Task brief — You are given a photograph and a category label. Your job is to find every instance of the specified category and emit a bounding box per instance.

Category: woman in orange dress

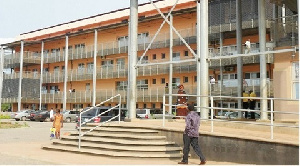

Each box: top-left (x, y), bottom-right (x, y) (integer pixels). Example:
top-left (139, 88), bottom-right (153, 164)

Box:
top-left (52, 109), bottom-right (63, 139)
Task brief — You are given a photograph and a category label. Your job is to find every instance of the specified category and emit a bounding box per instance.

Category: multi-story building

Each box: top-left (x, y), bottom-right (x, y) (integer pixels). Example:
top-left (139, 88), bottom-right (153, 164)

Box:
top-left (0, 0), bottom-right (298, 122)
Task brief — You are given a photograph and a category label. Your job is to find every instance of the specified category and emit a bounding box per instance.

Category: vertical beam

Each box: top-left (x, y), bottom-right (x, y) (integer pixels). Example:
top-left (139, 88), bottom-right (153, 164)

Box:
top-left (236, 0), bottom-right (243, 118)
top-left (196, 0), bottom-right (201, 113)
top-left (200, 0), bottom-right (209, 119)
top-left (127, 21), bottom-right (131, 109)
top-left (168, 14), bottom-right (173, 114)
top-left (18, 41), bottom-right (24, 112)
top-left (128, 0), bottom-right (138, 119)
top-left (258, 0), bottom-right (268, 120)
top-left (298, 0), bottom-right (300, 55)
top-left (39, 41), bottom-right (44, 110)
top-left (0, 46), bottom-right (4, 112)
top-left (63, 35), bottom-right (69, 111)
top-left (92, 29), bottom-right (98, 106)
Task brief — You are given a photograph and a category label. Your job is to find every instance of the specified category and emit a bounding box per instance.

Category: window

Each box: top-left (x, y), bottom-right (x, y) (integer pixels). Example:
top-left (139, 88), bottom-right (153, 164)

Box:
top-left (118, 32), bottom-right (149, 47)
top-left (184, 51), bottom-right (189, 56)
top-left (54, 66), bottom-right (60, 73)
top-left (184, 76), bottom-right (189, 83)
top-left (51, 48), bottom-right (60, 57)
top-left (153, 54), bottom-right (156, 60)
top-left (137, 79), bottom-right (148, 89)
top-left (172, 78), bottom-right (180, 88)
top-left (143, 104), bottom-right (147, 108)
top-left (161, 78), bottom-right (166, 84)
top-left (87, 62), bottom-right (94, 74)
top-left (116, 58), bottom-right (125, 70)
top-left (75, 44), bottom-right (85, 54)
top-left (138, 56), bottom-right (148, 64)
top-left (73, 104), bottom-right (83, 110)
top-left (78, 63), bottom-right (85, 74)
top-left (172, 52), bottom-right (180, 61)
top-left (292, 62), bottom-right (299, 99)
top-left (101, 60), bottom-right (114, 68)
top-left (245, 72), bottom-right (260, 79)
top-left (194, 76), bottom-right (197, 82)
top-left (152, 103), bottom-right (156, 108)
top-left (63, 46), bottom-right (73, 55)
top-left (161, 53), bottom-right (166, 59)
top-left (116, 81), bottom-right (128, 90)
top-left (152, 79), bottom-right (156, 84)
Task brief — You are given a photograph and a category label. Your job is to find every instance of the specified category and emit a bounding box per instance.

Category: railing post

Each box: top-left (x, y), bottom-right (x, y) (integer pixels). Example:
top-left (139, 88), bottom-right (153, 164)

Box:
top-left (210, 96), bottom-right (214, 133)
top-left (119, 95), bottom-right (121, 124)
top-left (163, 94), bottom-right (165, 127)
top-left (271, 99), bottom-right (274, 139)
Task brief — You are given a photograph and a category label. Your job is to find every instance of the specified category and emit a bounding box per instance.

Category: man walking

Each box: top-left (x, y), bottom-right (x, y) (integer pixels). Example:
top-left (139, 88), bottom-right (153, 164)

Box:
top-left (178, 104), bottom-right (206, 165)
top-left (249, 90), bottom-right (256, 119)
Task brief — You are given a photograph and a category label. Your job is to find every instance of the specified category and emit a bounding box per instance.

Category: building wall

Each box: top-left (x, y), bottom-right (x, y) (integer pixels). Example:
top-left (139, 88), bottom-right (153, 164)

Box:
top-left (273, 46), bottom-right (299, 122)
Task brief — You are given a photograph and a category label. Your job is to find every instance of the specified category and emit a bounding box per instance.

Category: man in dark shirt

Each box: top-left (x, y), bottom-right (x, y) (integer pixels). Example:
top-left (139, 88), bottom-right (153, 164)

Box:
top-left (178, 104), bottom-right (206, 165)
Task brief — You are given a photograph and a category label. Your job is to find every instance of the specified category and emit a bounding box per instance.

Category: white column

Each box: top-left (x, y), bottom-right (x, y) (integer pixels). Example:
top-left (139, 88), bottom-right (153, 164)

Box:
top-left (196, 0), bottom-right (201, 113)
top-left (236, 0), bottom-right (243, 118)
top-left (258, 0), bottom-right (268, 120)
top-left (92, 29), bottom-right (98, 106)
top-left (168, 14), bottom-right (173, 115)
top-left (0, 46), bottom-right (4, 112)
top-left (39, 41), bottom-right (44, 110)
top-left (63, 35), bottom-right (69, 111)
top-left (128, 0), bottom-right (138, 119)
top-left (18, 41), bottom-right (24, 112)
top-left (127, 21), bottom-right (131, 109)
top-left (200, 0), bottom-right (209, 119)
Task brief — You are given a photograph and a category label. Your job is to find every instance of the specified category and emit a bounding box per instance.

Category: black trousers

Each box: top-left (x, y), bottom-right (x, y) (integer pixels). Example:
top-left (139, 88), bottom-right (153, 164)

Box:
top-left (182, 134), bottom-right (206, 163)
top-left (249, 101), bottom-right (256, 119)
top-left (243, 102), bottom-right (249, 118)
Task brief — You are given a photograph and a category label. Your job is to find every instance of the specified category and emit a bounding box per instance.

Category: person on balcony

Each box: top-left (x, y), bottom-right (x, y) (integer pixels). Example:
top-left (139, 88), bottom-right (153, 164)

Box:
top-left (176, 84), bottom-right (188, 118)
top-left (210, 76), bottom-right (215, 91)
top-left (245, 39), bottom-right (251, 54)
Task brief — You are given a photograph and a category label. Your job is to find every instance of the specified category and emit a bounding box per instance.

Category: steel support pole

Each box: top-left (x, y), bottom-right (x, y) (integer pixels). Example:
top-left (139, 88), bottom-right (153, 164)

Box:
top-left (258, 0), bottom-right (268, 120)
top-left (127, 21), bottom-right (131, 110)
top-left (18, 41), bottom-right (24, 112)
top-left (200, 0), bottom-right (209, 119)
top-left (196, 0), bottom-right (201, 113)
top-left (63, 35), bottom-right (69, 111)
top-left (39, 41), bottom-right (44, 110)
top-left (0, 47), bottom-right (4, 112)
top-left (92, 29), bottom-right (97, 106)
top-left (168, 14), bottom-right (173, 115)
top-left (236, 0), bottom-right (243, 118)
top-left (128, 0), bottom-right (138, 119)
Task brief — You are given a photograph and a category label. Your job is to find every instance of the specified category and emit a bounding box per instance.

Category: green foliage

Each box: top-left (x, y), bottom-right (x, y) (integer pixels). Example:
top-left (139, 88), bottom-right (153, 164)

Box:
top-left (1, 104), bottom-right (10, 112)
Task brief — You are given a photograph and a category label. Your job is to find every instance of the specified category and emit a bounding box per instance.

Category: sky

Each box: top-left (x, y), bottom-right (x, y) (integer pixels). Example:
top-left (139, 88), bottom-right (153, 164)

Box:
top-left (0, 0), bottom-right (149, 40)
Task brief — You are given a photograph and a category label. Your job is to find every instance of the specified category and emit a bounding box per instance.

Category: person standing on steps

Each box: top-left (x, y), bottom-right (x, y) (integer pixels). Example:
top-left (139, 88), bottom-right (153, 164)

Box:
top-left (52, 109), bottom-right (63, 139)
top-left (178, 104), bottom-right (206, 165)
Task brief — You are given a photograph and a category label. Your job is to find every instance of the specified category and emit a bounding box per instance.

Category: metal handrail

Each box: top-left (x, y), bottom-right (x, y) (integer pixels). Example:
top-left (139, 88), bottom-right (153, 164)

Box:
top-left (78, 94), bottom-right (121, 149)
top-left (162, 94), bottom-right (299, 140)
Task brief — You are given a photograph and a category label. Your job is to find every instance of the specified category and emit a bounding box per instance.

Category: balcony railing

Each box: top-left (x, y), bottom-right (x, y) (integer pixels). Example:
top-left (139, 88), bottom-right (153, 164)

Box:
top-left (4, 52), bottom-right (41, 68)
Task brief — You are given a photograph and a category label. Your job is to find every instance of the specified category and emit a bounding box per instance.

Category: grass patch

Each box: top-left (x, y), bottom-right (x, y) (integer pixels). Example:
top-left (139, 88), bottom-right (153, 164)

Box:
top-left (0, 114), bottom-right (10, 119)
top-left (0, 121), bottom-right (29, 129)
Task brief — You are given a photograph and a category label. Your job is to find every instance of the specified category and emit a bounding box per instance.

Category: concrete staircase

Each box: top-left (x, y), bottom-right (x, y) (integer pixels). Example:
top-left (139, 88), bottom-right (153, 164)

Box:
top-left (42, 123), bottom-right (182, 158)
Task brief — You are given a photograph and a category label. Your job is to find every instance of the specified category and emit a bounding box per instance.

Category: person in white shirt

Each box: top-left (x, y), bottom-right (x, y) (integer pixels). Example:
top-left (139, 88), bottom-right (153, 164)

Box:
top-left (245, 39), bottom-right (251, 54)
top-left (50, 108), bottom-right (54, 121)
top-left (210, 77), bottom-right (215, 91)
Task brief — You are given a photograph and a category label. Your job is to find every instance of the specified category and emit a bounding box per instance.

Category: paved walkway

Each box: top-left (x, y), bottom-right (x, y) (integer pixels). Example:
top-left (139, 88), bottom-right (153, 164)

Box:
top-left (0, 118), bottom-right (298, 165)
top-left (0, 119), bottom-right (238, 165)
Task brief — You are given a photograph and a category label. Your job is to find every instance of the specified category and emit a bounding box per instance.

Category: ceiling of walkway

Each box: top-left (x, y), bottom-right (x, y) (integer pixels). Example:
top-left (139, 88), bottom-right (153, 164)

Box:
top-left (270, 0), bottom-right (298, 13)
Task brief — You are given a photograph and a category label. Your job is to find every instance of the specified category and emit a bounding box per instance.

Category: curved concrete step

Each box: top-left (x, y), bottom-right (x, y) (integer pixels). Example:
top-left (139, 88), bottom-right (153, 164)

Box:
top-left (70, 131), bottom-right (166, 140)
top-left (61, 135), bottom-right (176, 146)
top-left (52, 140), bottom-right (182, 152)
top-left (80, 126), bottom-right (159, 134)
top-left (42, 143), bottom-right (182, 158)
